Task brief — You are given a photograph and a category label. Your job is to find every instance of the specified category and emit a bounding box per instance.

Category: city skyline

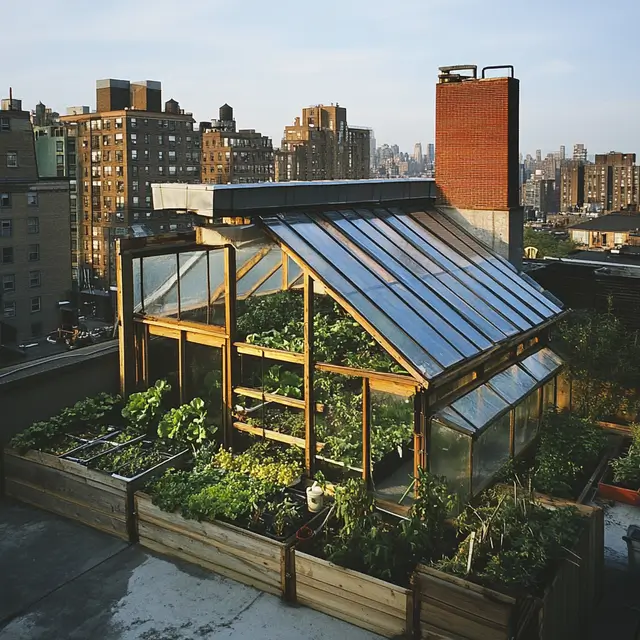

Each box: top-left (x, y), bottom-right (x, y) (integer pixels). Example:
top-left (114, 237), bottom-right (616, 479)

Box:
top-left (5, 0), bottom-right (640, 154)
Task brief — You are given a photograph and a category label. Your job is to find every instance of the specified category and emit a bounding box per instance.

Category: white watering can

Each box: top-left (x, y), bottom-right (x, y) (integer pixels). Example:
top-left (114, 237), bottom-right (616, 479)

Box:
top-left (306, 482), bottom-right (324, 513)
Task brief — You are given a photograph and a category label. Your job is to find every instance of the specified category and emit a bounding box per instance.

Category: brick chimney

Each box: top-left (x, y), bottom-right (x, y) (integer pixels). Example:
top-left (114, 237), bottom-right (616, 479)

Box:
top-left (435, 65), bottom-right (523, 266)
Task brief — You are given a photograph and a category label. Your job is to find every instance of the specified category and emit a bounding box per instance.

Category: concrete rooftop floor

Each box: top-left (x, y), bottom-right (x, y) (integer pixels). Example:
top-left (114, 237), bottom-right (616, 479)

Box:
top-left (2, 497), bottom-right (640, 640)
top-left (0, 499), bottom-right (381, 640)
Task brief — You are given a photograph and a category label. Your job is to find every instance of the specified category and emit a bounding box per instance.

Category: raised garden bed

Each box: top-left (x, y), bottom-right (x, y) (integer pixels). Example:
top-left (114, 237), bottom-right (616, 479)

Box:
top-left (135, 492), bottom-right (295, 597)
top-left (3, 445), bottom-right (187, 541)
top-left (293, 550), bottom-right (412, 638)
top-left (597, 428), bottom-right (640, 506)
top-left (597, 468), bottom-right (640, 506)
top-left (415, 496), bottom-right (603, 640)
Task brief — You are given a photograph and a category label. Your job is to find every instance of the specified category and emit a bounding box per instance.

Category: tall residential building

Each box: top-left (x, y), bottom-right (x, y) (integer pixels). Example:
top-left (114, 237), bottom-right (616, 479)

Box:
top-left (60, 79), bottom-right (200, 290)
top-left (559, 145), bottom-right (566, 161)
top-left (559, 160), bottom-right (585, 211)
top-left (369, 131), bottom-right (377, 170)
top-left (276, 104), bottom-right (370, 182)
top-left (32, 105), bottom-right (81, 281)
top-left (523, 174), bottom-right (557, 217)
top-left (535, 149), bottom-right (542, 163)
top-left (573, 143), bottom-right (587, 162)
top-left (200, 104), bottom-right (274, 185)
top-left (0, 95), bottom-right (71, 347)
top-left (596, 152), bottom-right (636, 212)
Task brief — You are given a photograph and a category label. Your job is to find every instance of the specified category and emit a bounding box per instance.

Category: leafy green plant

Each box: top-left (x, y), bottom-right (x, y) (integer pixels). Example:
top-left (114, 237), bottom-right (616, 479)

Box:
top-left (263, 365), bottom-right (303, 399)
top-left (157, 397), bottom-right (212, 453)
top-left (122, 380), bottom-right (171, 434)
top-left (533, 412), bottom-right (608, 498)
top-left (269, 495), bottom-right (303, 538)
top-left (435, 487), bottom-right (584, 592)
top-left (611, 426), bottom-right (640, 489)
top-left (90, 442), bottom-right (165, 478)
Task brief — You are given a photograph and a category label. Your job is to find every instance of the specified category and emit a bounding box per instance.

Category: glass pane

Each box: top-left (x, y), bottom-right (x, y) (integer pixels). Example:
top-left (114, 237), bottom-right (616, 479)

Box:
top-left (252, 266), bottom-right (283, 297)
top-left (487, 364), bottom-right (537, 404)
top-left (236, 245), bottom-right (282, 299)
top-left (147, 336), bottom-right (180, 407)
top-left (543, 379), bottom-right (556, 411)
top-left (452, 384), bottom-right (508, 430)
top-left (514, 390), bottom-right (540, 455)
top-left (338, 210), bottom-right (505, 345)
top-left (179, 251), bottom-right (209, 324)
top-left (261, 216), bottom-right (442, 378)
top-left (430, 418), bottom-right (470, 502)
top-left (436, 405), bottom-right (476, 434)
top-left (520, 348), bottom-right (563, 381)
top-left (287, 255), bottom-right (303, 287)
top-left (472, 412), bottom-right (511, 493)
top-left (133, 257), bottom-right (142, 311)
top-left (184, 341), bottom-right (223, 430)
top-left (142, 254), bottom-right (178, 317)
top-left (321, 210), bottom-right (484, 358)
top-left (207, 248), bottom-right (226, 326)
top-left (315, 372), bottom-right (363, 469)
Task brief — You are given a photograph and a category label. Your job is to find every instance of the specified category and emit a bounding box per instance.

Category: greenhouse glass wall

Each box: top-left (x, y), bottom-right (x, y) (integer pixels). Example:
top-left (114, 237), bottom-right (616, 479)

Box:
top-left (116, 181), bottom-right (566, 511)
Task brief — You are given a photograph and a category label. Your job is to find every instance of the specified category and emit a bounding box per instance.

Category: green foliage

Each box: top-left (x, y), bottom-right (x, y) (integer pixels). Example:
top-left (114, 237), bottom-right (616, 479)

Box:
top-left (90, 442), bottom-right (165, 478)
top-left (122, 380), bottom-right (171, 435)
top-left (263, 365), bottom-right (303, 399)
top-left (157, 397), bottom-right (213, 453)
top-left (9, 393), bottom-right (122, 453)
top-left (237, 290), bottom-right (304, 339)
top-left (611, 426), bottom-right (640, 489)
top-left (533, 412), bottom-right (607, 498)
top-left (435, 488), bottom-right (584, 592)
top-left (269, 495), bottom-right (301, 537)
top-left (323, 472), bottom-right (455, 585)
top-left (211, 442), bottom-right (303, 486)
top-left (554, 308), bottom-right (640, 420)
top-left (523, 227), bottom-right (576, 258)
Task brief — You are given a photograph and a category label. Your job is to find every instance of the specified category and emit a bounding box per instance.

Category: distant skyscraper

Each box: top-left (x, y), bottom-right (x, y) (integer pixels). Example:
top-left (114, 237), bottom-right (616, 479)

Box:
top-left (370, 131), bottom-right (376, 169)
top-left (535, 149), bottom-right (542, 163)
top-left (559, 145), bottom-right (566, 161)
top-left (413, 142), bottom-right (423, 163)
top-left (573, 143), bottom-right (587, 163)
top-left (426, 142), bottom-right (435, 173)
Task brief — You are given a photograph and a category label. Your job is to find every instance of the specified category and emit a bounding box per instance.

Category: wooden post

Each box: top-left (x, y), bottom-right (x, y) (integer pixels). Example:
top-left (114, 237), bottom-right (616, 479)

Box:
top-left (362, 378), bottom-right (371, 487)
top-left (178, 330), bottom-right (186, 404)
top-left (142, 323), bottom-right (150, 387)
top-left (116, 240), bottom-right (135, 397)
top-left (281, 253), bottom-right (288, 290)
top-left (415, 390), bottom-right (426, 496)
top-left (509, 409), bottom-right (515, 458)
top-left (304, 273), bottom-right (315, 477)
top-left (223, 246), bottom-right (237, 448)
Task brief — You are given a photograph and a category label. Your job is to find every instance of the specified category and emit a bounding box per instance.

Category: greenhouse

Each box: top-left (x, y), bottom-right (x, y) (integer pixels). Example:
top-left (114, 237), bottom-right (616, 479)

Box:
top-left (116, 179), bottom-right (566, 508)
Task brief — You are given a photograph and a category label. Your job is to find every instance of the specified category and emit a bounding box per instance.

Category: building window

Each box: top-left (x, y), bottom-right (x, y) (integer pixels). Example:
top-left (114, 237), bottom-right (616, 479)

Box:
top-left (0, 118), bottom-right (10, 132)
top-left (115, 118), bottom-right (123, 129)
top-left (158, 151), bottom-right (164, 161)
top-left (143, 149), bottom-right (149, 161)
top-left (144, 134), bottom-right (150, 144)
top-left (27, 217), bottom-right (39, 234)
top-left (132, 196), bottom-right (139, 206)
top-left (132, 165), bottom-right (139, 177)
top-left (28, 244), bottom-right (40, 261)
top-left (3, 301), bottom-right (16, 317)
top-left (103, 135), bottom-right (111, 146)
top-left (0, 219), bottom-right (11, 237)
top-left (31, 322), bottom-right (43, 337)
top-left (30, 296), bottom-right (41, 313)
top-left (27, 192), bottom-right (38, 206)
top-left (168, 166), bottom-right (177, 176)
top-left (157, 166), bottom-right (164, 175)
top-left (130, 133), bottom-right (137, 144)
top-left (2, 274), bottom-right (15, 292)
top-left (132, 180), bottom-right (139, 192)
top-left (115, 133), bottom-right (123, 145)
top-left (0, 193), bottom-right (10, 208)
top-left (131, 149), bottom-right (138, 161)
top-left (29, 270), bottom-right (41, 288)
top-left (103, 120), bottom-right (111, 130)
top-left (130, 118), bottom-right (137, 128)
top-left (157, 135), bottom-right (164, 145)
top-left (146, 196), bottom-right (152, 206)
top-left (6, 151), bottom-right (18, 167)
top-left (168, 150), bottom-right (176, 162)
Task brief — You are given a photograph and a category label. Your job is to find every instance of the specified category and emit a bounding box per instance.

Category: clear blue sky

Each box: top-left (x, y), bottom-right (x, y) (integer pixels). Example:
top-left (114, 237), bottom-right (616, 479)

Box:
top-left (4, 0), bottom-right (638, 156)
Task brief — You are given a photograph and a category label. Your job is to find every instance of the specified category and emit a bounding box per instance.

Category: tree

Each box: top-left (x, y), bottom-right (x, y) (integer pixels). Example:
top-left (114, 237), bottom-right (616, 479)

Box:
top-left (523, 228), bottom-right (576, 258)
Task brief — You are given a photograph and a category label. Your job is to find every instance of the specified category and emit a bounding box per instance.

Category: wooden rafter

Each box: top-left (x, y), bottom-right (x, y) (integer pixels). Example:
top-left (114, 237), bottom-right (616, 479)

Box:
top-left (210, 245), bottom-right (271, 303)
top-left (237, 258), bottom-right (282, 301)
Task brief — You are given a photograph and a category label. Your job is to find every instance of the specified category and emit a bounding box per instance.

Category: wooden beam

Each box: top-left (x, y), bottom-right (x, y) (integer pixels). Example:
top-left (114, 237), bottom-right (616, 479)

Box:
top-left (142, 323), bottom-right (150, 387)
top-left (315, 362), bottom-right (416, 388)
top-left (282, 253), bottom-right (289, 290)
top-left (178, 330), bottom-right (186, 404)
top-left (368, 378), bottom-right (418, 397)
top-left (148, 324), bottom-right (180, 340)
top-left (235, 342), bottom-right (304, 365)
top-left (136, 315), bottom-right (227, 339)
top-left (210, 246), bottom-right (271, 303)
top-left (362, 378), bottom-right (371, 488)
top-left (223, 246), bottom-right (237, 448)
top-left (234, 386), bottom-right (304, 411)
top-left (116, 239), bottom-right (136, 397)
top-left (304, 273), bottom-right (315, 477)
top-left (184, 331), bottom-right (226, 349)
top-left (232, 421), bottom-right (325, 452)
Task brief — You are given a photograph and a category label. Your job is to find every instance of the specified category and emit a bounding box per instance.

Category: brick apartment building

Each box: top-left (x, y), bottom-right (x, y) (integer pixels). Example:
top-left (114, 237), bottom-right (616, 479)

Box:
top-left (200, 104), bottom-right (274, 185)
top-left (0, 95), bottom-right (71, 347)
top-left (276, 104), bottom-right (370, 181)
top-left (60, 80), bottom-right (200, 289)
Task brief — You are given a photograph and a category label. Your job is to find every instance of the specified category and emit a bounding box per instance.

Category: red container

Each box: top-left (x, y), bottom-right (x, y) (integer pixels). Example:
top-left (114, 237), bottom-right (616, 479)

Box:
top-left (598, 480), bottom-right (640, 507)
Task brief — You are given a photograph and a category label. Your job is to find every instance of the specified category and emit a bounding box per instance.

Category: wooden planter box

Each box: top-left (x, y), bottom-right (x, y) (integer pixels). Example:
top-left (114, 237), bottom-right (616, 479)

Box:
top-left (135, 492), bottom-right (292, 597)
top-left (293, 551), bottom-right (412, 638)
top-left (597, 471), bottom-right (640, 507)
top-left (414, 500), bottom-right (603, 640)
top-left (2, 447), bottom-right (186, 542)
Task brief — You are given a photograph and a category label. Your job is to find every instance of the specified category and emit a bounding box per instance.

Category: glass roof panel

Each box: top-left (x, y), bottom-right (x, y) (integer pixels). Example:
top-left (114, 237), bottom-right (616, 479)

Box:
top-left (451, 384), bottom-right (509, 430)
top-left (436, 405), bottom-right (477, 435)
top-left (520, 348), bottom-right (564, 381)
top-left (487, 363), bottom-right (537, 404)
top-left (236, 247), bottom-right (282, 298)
